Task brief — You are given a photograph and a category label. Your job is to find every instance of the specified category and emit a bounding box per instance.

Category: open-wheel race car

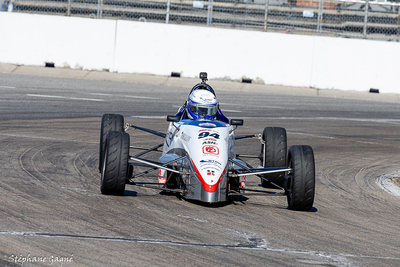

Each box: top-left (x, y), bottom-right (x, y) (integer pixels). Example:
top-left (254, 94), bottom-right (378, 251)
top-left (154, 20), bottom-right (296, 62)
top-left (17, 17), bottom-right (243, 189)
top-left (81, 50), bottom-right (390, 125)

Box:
top-left (99, 72), bottom-right (315, 211)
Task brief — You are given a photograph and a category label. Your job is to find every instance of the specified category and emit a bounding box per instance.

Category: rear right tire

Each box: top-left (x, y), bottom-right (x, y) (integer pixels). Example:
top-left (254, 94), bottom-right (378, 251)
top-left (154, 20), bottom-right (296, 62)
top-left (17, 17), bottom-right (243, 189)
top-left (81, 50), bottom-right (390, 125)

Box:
top-left (261, 127), bottom-right (287, 188)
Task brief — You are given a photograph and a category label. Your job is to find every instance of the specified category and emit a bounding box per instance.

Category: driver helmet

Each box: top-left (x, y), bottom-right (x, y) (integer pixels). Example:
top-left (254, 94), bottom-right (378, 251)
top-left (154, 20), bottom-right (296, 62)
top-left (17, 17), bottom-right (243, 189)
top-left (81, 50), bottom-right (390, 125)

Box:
top-left (187, 89), bottom-right (218, 120)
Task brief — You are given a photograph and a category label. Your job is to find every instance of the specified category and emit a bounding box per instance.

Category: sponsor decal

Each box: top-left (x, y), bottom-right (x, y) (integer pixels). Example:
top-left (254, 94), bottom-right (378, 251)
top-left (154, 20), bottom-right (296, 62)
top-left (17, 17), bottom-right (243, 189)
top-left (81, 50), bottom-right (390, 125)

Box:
top-left (240, 175), bottom-right (246, 189)
top-left (199, 95), bottom-right (216, 103)
top-left (200, 160), bottom-right (221, 171)
top-left (199, 159), bottom-right (221, 166)
top-left (202, 145), bottom-right (219, 155)
top-left (202, 140), bottom-right (218, 145)
top-left (198, 132), bottom-right (220, 139)
top-left (200, 166), bottom-right (220, 171)
top-left (206, 170), bottom-right (215, 176)
top-left (158, 169), bottom-right (167, 184)
top-left (199, 123), bottom-right (216, 128)
top-left (181, 131), bottom-right (191, 142)
top-left (165, 128), bottom-right (178, 147)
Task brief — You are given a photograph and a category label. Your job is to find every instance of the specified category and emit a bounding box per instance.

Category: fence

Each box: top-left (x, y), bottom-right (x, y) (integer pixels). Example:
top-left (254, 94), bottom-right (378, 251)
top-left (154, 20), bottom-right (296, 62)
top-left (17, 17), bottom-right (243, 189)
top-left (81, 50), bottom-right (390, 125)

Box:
top-left (1, 0), bottom-right (400, 40)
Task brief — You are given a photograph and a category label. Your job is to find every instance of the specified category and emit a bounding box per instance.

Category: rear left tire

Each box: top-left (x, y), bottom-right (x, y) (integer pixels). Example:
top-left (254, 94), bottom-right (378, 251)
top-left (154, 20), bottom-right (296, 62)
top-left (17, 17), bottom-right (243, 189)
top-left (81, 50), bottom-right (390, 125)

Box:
top-left (99, 114), bottom-right (124, 172)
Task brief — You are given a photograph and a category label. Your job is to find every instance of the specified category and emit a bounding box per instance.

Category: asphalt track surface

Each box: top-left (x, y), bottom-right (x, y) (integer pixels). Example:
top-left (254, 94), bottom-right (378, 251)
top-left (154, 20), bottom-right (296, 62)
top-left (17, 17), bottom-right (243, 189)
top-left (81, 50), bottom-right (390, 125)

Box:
top-left (0, 72), bottom-right (400, 267)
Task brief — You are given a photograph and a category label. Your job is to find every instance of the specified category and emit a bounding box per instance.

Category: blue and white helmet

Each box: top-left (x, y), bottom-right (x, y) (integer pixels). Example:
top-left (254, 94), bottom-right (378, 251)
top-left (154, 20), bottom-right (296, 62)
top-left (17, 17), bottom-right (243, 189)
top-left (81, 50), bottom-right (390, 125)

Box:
top-left (187, 89), bottom-right (218, 120)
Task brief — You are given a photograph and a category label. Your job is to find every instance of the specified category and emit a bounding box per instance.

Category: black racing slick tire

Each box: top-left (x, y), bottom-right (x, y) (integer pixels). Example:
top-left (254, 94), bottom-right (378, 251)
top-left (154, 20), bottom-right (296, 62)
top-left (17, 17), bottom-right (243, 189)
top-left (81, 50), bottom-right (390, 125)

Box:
top-left (261, 127), bottom-right (287, 188)
top-left (100, 131), bottom-right (130, 195)
top-left (99, 114), bottom-right (124, 172)
top-left (287, 145), bottom-right (315, 211)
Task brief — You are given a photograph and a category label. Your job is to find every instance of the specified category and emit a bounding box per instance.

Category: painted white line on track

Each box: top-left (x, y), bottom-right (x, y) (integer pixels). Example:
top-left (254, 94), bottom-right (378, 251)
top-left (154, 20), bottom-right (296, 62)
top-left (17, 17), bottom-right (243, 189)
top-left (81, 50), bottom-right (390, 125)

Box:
top-left (1, 230), bottom-right (399, 265)
top-left (88, 93), bottom-right (159, 99)
top-left (236, 116), bottom-right (400, 123)
top-left (376, 170), bottom-right (400, 197)
top-left (161, 114), bottom-right (400, 125)
top-left (170, 105), bottom-right (242, 113)
top-left (0, 85), bottom-right (16, 89)
top-left (289, 132), bottom-right (393, 147)
top-left (126, 115), bottom-right (166, 119)
top-left (122, 115), bottom-right (400, 129)
top-left (27, 94), bottom-right (104, 102)
top-left (222, 109), bottom-right (242, 113)
top-left (263, 116), bottom-right (400, 124)
top-left (220, 102), bottom-right (294, 110)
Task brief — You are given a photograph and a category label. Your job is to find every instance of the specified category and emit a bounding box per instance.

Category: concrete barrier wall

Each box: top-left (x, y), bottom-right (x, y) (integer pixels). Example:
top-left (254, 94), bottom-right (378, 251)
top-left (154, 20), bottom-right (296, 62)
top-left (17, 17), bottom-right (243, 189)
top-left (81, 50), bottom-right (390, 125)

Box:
top-left (0, 13), bottom-right (116, 70)
top-left (310, 37), bottom-right (400, 92)
top-left (1, 12), bottom-right (399, 94)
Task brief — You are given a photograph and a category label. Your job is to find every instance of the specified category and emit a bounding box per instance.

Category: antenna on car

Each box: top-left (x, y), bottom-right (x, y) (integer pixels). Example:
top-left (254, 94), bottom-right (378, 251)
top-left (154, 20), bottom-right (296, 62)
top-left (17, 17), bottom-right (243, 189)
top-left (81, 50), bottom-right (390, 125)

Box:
top-left (200, 72), bottom-right (208, 84)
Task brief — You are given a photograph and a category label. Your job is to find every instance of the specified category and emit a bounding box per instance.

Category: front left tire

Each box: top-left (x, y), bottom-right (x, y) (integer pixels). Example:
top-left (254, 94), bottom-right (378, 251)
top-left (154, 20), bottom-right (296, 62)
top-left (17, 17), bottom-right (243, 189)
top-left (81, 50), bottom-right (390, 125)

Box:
top-left (100, 131), bottom-right (130, 195)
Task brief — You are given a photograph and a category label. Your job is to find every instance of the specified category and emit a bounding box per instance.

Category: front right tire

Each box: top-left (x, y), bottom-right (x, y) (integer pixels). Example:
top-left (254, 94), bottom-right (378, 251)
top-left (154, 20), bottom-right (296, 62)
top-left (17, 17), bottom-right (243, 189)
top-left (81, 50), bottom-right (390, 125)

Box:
top-left (286, 145), bottom-right (315, 211)
top-left (100, 131), bottom-right (130, 196)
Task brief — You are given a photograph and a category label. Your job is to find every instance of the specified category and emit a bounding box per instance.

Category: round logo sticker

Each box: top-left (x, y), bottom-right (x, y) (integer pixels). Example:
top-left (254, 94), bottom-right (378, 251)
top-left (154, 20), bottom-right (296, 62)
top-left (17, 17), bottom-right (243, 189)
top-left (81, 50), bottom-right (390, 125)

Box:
top-left (202, 145), bottom-right (219, 155)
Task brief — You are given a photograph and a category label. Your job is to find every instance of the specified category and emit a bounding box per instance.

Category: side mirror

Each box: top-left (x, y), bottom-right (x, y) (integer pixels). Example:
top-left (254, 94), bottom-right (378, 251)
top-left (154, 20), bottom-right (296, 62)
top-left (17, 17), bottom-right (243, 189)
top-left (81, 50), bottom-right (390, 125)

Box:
top-left (167, 115), bottom-right (180, 122)
top-left (230, 119), bottom-right (243, 126)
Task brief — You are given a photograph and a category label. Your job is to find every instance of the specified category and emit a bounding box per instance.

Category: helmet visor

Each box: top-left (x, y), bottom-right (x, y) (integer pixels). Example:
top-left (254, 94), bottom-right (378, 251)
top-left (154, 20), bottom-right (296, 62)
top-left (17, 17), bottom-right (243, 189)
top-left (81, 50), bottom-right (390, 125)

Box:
top-left (189, 103), bottom-right (218, 117)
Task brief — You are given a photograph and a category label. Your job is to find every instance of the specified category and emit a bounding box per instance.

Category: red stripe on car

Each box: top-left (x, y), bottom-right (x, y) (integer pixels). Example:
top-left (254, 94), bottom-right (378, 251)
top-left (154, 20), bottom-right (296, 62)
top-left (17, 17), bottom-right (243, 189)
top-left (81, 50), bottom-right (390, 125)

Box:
top-left (190, 158), bottom-right (226, 193)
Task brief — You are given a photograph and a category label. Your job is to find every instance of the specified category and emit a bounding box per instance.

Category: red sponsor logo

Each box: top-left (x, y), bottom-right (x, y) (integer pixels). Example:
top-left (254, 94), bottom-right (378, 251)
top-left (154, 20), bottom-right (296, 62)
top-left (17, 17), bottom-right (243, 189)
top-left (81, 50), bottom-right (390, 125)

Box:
top-left (202, 145), bottom-right (219, 155)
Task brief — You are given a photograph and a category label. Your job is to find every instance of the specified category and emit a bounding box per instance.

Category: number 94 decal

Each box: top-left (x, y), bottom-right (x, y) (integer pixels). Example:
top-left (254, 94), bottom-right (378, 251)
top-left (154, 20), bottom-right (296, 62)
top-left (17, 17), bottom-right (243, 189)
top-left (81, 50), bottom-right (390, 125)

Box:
top-left (198, 132), bottom-right (220, 139)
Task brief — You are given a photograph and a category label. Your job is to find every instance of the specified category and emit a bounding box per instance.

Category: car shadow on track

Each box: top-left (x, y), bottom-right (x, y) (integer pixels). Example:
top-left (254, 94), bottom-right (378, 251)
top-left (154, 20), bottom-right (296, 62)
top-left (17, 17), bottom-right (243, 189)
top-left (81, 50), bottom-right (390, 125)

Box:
top-left (169, 195), bottom-right (251, 208)
top-left (124, 190), bottom-right (138, 197)
top-left (284, 206), bottom-right (318, 212)
top-left (184, 199), bottom-right (233, 208)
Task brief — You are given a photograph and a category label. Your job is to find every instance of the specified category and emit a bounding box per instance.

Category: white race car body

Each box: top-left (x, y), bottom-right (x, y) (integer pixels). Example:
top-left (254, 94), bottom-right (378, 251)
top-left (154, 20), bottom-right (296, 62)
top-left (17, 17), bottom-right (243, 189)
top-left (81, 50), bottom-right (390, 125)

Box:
top-left (159, 119), bottom-right (236, 203)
